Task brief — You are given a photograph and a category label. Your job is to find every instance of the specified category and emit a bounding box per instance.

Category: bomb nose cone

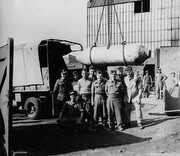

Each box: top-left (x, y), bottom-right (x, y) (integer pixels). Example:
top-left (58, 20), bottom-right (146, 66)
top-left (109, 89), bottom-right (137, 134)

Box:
top-left (76, 49), bottom-right (90, 65)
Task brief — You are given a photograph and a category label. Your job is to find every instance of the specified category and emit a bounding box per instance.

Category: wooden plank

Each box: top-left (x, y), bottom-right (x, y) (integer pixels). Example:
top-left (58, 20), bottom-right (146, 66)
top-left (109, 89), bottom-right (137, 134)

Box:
top-left (0, 38), bottom-right (14, 156)
top-left (0, 45), bottom-right (8, 60)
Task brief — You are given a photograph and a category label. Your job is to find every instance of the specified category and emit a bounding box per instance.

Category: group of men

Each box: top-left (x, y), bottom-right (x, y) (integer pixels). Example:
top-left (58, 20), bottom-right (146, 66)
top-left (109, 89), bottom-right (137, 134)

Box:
top-left (53, 65), bottom-right (144, 132)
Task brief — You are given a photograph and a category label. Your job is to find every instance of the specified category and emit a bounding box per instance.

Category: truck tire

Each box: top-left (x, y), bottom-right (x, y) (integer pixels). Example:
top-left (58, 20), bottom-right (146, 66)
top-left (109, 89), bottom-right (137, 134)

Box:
top-left (24, 97), bottom-right (40, 119)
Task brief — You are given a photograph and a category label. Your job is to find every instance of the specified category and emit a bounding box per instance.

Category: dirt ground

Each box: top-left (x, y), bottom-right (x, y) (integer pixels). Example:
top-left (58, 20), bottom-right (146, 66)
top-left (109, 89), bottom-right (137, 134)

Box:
top-left (12, 95), bottom-right (180, 156)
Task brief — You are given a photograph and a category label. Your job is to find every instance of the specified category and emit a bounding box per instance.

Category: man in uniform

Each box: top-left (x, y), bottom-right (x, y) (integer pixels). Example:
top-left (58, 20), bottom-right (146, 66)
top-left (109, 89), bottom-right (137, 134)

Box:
top-left (53, 69), bottom-right (72, 117)
top-left (57, 90), bottom-right (84, 131)
top-left (78, 69), bottom-right (93, 122)
top-left (105, 70), bottom-right (123, 131)
top-left (116, 66), bottom-right (126, 127)
top-left (155, 68), bottom-right (168, 99)
top-left (91, 70), bottom-right (107, 128)
top-left (143, 70), bottom-right (152, 98)
top-left (124, 65), bottom-right (143, 129)
top-left (169, 72), bottom-right (178, 94)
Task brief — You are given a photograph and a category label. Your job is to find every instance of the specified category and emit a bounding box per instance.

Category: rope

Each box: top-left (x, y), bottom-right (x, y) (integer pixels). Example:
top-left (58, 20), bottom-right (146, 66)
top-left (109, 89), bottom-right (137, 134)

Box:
top-left (91, 0), bottom-right (127, 66)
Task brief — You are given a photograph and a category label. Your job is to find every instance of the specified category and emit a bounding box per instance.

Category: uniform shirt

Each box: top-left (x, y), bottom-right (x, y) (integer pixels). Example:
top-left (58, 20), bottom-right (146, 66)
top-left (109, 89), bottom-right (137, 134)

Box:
top-left (171, 76), bottom-right (178, 87)
top-left (71, 80), bottom-right (79, 95)
top-left (60, 100), bottom-right (83, 118)
top-left (124, 76), bottom-right (142, 103)
top-left (53, 78), bottom-right (72, 100)
top-left (78, 78), bottom-right (92, 94)
top-left (156, 73), bottom-right (168, 85)
top-left (105, 79), bottom-right (122, 97)
top-left (143, 74), bottom-right (152, 88)
top-left (117, 74), bottom-right (126, 94)
top-left (92, 79), bottom-right (106, 94)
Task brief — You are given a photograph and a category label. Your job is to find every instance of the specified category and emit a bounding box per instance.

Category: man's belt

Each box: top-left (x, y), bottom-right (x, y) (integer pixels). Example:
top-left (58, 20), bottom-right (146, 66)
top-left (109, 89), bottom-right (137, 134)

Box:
top-left (81, 93), bottom-right (91, 95)
top-left (108, 93), bottom-right (121, 98)
top-left (95, 92), bottom-right (105, 95)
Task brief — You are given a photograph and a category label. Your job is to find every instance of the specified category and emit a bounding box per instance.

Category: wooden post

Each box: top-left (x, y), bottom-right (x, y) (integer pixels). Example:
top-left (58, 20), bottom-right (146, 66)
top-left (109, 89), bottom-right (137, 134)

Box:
top-left (154, 48), bottom-right (160, 88)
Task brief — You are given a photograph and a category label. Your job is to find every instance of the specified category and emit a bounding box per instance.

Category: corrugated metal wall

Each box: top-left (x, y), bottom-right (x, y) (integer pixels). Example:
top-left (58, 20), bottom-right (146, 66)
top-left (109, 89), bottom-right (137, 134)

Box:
top-left (87, 0), bottom-right (180, 50)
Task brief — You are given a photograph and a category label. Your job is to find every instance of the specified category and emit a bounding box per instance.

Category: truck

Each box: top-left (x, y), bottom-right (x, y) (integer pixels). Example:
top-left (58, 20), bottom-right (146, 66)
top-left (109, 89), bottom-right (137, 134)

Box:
top-left (12, 39), bottom-right (83, 119)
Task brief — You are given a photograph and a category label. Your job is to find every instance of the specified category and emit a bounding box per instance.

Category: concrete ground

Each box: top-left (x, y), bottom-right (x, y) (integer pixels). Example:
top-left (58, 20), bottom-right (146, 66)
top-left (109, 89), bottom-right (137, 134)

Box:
top-left (12, 95), bottom-right (180, 156)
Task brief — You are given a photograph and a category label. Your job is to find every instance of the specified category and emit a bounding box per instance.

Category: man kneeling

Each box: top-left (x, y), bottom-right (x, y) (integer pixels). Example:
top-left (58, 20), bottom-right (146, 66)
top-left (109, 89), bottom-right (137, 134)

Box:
top-left (57, 90), bottom-right (84, 132)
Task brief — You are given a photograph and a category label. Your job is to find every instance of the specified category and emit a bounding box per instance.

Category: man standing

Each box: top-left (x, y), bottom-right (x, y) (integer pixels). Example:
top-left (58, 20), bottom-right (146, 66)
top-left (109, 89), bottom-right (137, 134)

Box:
top-left (155, 68), bottom-right (168, 99)
top-left (116, 66), bottom-right (126, 126)
top-left (105, 70), bottom-right (123, 131)
top-left (91, 70), bottom-right (107, 128)
top-left (78, 69), bottom-right (93, 120)
top-left (124, 66), bottom-right (143, 129)
top-left (143, 70), bottom-right (153, 98)
top-left (71, 71), bottom-right (81, 96)
top-left (169, 72), bottom-right (178, 94)
top-left (53, 69), bottom-right (72, 117)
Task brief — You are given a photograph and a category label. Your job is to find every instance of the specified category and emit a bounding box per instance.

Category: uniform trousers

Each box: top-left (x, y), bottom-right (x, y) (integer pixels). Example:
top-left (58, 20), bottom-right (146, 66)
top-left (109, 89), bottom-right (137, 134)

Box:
top-left (93, 94), bottom-right (107, 123)
top-left (144, 83), bottom-right (151, 98)
top-left (124, 100), bottom-right (143, 125)
top-left (81, 93), bottom-right (93, 121)
top-left (56, 93), bottom-right (69, 118)
top-left (156, 82), bottom-right (164, 99)
top-left (57, 117), bottom-right (83, 130)
top-left (106, 96), bottom-right (122, 128)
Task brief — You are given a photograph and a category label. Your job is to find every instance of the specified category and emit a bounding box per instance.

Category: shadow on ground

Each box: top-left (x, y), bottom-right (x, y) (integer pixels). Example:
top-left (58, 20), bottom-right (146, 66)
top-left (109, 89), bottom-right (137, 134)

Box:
top-left (12, 124), bottom-right (151, 155)
top-left (142, 116), bottom-right (180, 128)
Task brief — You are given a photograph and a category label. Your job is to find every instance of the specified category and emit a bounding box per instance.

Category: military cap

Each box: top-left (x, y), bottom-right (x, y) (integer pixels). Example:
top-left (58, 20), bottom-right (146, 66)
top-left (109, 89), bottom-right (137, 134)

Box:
top-left (117, 66), bottom-right (123, 71)
top-left (110, 70), bottom-right (116, 75)
top-left (89, 65), bottom-right (95, 70)
top-left (126, 65), bottom-right (133, 72)
top-left (96, 70), bottom-right (102, 75)
top-left (72, 71), bottom-right (78, 75)
top-left (171, 71), bottom-right (175, 74)
top-left (81, 68), bottom-right (87, 72)
top-left (145, 70), bottom-right (149, 73)
top-left (59, 68), bottom-right (68, 74)
top-left (69, 90), bottom-right (77, 96)
top-left (61, 70), bottom-right (67, 74)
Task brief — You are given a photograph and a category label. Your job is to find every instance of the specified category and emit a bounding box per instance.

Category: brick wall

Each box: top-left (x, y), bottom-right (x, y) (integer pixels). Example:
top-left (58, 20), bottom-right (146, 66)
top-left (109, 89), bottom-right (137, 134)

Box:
top-left (159, 47), bottom-right (180, 90)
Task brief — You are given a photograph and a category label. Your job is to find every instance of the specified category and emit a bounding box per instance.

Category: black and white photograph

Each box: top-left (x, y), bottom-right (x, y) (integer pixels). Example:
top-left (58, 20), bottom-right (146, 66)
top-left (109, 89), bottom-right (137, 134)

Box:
top-left (0, 0), bottom-right (180, 155)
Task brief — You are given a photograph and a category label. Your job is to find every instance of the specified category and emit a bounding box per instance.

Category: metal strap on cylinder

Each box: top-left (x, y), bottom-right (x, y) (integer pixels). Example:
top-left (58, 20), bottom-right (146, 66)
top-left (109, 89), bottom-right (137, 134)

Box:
top-left (89, 44), bottom-right (96, 65)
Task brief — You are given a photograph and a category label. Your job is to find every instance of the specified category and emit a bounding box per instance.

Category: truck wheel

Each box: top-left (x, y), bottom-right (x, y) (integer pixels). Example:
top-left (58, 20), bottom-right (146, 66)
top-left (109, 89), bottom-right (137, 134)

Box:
top-left (24, 97), bottom-right (40, 119)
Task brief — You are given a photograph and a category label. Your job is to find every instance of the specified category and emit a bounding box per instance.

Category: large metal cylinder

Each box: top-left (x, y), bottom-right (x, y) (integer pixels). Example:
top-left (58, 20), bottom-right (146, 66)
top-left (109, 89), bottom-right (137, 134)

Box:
top-left (76, 44), bottom-right (151, 66)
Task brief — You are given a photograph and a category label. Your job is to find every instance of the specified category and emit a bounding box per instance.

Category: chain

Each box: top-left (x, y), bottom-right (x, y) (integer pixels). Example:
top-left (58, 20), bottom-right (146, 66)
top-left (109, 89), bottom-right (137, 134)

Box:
top-left (107, 0), bottom-right (113, 49)
top-left (94, 0), bottom-right (107, 46)
top-left (93, 0), bottom-right (127, 66)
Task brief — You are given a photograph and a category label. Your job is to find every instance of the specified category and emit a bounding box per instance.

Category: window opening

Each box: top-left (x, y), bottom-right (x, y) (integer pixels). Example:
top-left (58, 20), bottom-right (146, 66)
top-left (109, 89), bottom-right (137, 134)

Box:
top-left (134, 0), bottom-right (150, 13)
